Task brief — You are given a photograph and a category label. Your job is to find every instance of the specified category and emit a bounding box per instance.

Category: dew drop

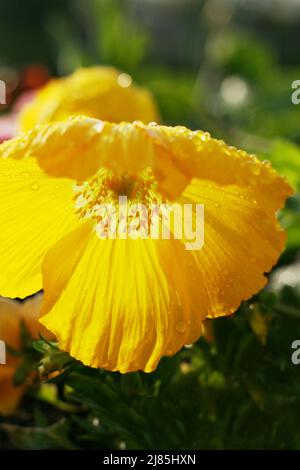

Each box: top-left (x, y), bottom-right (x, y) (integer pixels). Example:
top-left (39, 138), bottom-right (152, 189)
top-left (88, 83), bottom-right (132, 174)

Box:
top-left (31, 182), bottom-right (39, 191)
top-left (214, 202), bottom-right (220, 208)
top-left (117, 73), bottom-right (132, 88)
top-left (175, 321), bottom-right (186, 334)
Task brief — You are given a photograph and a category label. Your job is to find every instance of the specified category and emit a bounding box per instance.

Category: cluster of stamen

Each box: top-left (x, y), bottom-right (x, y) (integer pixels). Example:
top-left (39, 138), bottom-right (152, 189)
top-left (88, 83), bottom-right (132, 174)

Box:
top-left (73, 168), bottom-right (164, 239)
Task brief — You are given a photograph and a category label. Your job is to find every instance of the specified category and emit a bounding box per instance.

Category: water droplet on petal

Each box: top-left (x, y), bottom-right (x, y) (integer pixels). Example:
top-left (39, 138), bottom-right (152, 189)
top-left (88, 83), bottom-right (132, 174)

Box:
top-left (175, 321), bottom-right (186, 334)
top-left (31, 182), bottom-right (39, 191)
top-left (117, 73), bottom-right (132, 88)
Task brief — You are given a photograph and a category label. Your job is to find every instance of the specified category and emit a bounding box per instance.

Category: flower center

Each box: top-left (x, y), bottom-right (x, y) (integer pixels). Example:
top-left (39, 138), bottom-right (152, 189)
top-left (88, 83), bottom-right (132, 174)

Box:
top-left (73, 168), bottom-right (164, 239)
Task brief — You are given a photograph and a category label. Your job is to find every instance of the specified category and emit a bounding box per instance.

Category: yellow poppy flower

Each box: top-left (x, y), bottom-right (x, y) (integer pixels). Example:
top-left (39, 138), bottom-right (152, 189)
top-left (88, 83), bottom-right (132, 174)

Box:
top-left (0, 116), bottom-right (293, 373)
top-left (18, 67), bottom-right (159, 132)
top-left (0, 295), bottom-right (52, 415)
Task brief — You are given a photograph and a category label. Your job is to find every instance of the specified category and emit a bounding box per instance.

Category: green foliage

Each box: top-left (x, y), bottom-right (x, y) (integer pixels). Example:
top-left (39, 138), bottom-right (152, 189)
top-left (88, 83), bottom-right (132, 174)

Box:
top-left (262, 139), bottom-right (300, 191)
top-left (2, 289), bottom-right (300, 450)
top-left (89, 0), bottom-right (148, 73)
top-left (1, 419), bottom-right (78, 450)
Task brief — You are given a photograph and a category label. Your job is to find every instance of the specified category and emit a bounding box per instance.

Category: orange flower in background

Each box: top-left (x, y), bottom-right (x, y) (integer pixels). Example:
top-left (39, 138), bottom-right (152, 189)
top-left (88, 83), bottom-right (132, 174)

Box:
top-left (18, 67), bottom-right (159, 131)
top-left (0, 116), bottom-right (293, 373)
top-left (0, 295), bottom-right (52, 415)
top-left (0, 64), bottom-right (49, 143)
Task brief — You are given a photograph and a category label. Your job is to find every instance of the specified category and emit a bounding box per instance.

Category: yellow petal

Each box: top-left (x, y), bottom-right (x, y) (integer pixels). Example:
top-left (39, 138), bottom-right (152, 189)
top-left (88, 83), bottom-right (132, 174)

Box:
top-left (0, 118), bottom-right (293, 373)
top-left (0, 117), bottom-right (110, 183)
top-left (0, 157), bottom-right (80, 298)
top-left (19, 66), bottom-right (159, 131)
top-left (146, 125), bottom-right (294, 205)
top-left (1, 119), bottom-right (292, 204)
top-left (40, 223), bottom-right (205, 373)
top-left (179, 178), bottom-right (287, 317)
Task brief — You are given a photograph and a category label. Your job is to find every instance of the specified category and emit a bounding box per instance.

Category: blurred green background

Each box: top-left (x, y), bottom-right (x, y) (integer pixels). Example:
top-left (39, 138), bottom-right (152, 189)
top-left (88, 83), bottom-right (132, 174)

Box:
top-left (0, 0), bottom-right (300, 451)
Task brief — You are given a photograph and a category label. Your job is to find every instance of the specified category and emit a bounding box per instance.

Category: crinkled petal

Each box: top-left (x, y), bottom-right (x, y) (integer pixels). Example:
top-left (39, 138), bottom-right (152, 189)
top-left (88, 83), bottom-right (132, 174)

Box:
top-left (0, 117), bottom-right (110, 183)
top-left (1, 119), bottom-right (292, 203)
top-left (179, 178), bottom-right (287, 317)
top-left (0, 157), bottom-right (80, 298)
top-left (39, 223), bottom-right (205, 373)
